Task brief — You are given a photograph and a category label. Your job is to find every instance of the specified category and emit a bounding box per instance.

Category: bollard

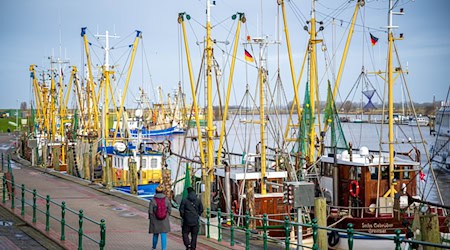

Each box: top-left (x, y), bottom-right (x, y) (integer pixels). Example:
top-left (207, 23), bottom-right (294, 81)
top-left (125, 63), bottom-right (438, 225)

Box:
top-left (21, 184), bottom-right (25, 216)
top-left (230, 212), bottom-right (235, 247)
top-left (347, 223), bottom-right (354, 250)
top-left (312, 218), bottom-right (318, 250)
top-left (394, 229), bottom-right (401, 250)
top-left (206, 208), bottom-right (210, 239)
top-left (2, 175), bottom-right (5, 204)
top-left (32, 189), bottom-right (36, 223)
top-left (78, 210), bottom-right (84, 250)
top-left (217, 208), bottom-right (222, 242)
top-left (100, 219), bottom-right (106, 250)
top-left (61, 201), bottom-right (66, 241)
top-left (45, 195), bottom-right (50, 231)
top-left (284, 216), bottom-right (290, 250)
top-left (263, 214), bottom-right (268, 250)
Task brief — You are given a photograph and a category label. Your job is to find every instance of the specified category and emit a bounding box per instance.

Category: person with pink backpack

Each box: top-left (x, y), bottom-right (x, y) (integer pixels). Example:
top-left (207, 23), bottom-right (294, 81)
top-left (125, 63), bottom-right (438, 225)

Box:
top-left (148, 185), bottom-right (171, 250)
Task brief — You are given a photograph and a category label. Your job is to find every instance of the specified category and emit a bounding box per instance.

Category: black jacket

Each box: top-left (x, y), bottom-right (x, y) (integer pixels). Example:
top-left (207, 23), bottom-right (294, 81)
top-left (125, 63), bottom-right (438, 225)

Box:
top-left (179, 191), bottom-right (204, 226)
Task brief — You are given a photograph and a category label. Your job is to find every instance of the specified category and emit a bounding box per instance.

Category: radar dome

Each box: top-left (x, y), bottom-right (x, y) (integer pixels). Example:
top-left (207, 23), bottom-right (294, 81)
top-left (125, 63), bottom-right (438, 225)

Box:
top-left (360, 146), bottom-right (369, 156)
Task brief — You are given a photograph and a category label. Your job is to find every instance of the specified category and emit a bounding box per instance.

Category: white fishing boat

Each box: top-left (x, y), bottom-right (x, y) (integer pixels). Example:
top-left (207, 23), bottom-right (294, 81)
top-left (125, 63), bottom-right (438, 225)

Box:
top-left (408, 116), bottom-right (430, 127)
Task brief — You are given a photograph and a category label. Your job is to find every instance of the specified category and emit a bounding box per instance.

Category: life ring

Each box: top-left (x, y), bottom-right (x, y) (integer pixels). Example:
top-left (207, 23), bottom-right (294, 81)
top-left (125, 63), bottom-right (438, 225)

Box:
top-left (328, 230), bottom-right (340, 247)
top-left (349, 180), bottom-right (360, 198)
top-left (232, 200), bottom-right (239, 214)
top-left (116, 169), bottom-right (122, 180)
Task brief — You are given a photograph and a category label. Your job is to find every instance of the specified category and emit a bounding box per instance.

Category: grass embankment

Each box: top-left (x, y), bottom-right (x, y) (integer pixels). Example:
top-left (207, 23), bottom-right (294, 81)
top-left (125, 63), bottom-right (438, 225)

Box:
top-left (0, 117), bottom-right (16, 133)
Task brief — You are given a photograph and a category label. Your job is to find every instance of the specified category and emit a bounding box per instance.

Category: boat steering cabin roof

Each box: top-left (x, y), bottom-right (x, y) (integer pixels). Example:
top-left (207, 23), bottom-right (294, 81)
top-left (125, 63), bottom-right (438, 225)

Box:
top-left (215, 167), bottom-right (287, 181)
top-left (320, 152), bottom-right (420, 167)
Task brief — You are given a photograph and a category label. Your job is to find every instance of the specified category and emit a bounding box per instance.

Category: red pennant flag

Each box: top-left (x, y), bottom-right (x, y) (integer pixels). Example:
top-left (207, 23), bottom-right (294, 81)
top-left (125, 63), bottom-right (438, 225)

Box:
top-left (419, 171), bottom-right (425, 181)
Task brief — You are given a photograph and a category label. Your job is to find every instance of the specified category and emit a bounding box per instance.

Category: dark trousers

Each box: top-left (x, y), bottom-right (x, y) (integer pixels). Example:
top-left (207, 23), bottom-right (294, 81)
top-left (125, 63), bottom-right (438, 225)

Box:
top-left (182, 224), bottom-right (199, 250)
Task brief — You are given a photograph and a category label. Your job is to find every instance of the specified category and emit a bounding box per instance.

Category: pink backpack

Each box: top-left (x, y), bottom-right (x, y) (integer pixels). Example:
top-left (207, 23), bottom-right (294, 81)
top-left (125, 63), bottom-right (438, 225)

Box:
top-left (154, 197), bottom-right (167, 220)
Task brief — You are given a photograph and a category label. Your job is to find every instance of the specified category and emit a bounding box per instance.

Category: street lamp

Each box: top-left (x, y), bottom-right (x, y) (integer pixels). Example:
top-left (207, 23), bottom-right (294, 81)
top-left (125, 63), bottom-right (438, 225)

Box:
top-left (16, 99), bottom-right (19, 131)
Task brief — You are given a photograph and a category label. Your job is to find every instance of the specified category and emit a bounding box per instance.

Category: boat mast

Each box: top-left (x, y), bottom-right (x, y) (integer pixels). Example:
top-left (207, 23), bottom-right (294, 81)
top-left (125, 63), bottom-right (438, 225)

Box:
top-left (96, 30), bottom-right (119, 144)
top-left (386, 0), bottom-right (403, 198)
top-left (204, 0), bottom-right (214, 212)
top-left (308, 0), bottom-right (319, 164)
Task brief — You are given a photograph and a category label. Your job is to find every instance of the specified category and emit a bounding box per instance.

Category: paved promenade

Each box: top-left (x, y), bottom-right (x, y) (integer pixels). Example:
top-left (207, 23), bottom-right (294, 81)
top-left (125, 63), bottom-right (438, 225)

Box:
top-left (0, 134), bottom-right (242, 250)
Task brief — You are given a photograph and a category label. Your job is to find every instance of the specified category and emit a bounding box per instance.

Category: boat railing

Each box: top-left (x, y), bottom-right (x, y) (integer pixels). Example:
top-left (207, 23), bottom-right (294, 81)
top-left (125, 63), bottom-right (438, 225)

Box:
top-left (327, 204), bottom-right (396, 219)
top-left (203, 208), bottom-right (450, 250)
top-left (328, 202), bottom-right (447, 219)
top-left (1, 153), bottom-right (106, 250)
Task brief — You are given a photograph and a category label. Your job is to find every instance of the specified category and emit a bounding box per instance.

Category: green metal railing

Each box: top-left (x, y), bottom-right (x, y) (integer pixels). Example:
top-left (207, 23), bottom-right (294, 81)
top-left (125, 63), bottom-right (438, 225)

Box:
top-left (1, 153), bottom-right (106, 250)
top-left (204, 208), bottom-right (450, 250)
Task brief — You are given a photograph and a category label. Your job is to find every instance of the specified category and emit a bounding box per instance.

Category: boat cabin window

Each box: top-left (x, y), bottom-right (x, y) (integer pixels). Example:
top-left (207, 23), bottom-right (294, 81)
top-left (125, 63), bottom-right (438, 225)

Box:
top-left (370, 166), bottom-right (377, 180)
top-left (403, 166), bottom-right (410, 179)
top-left (349, 166), bottom-right (361, 179)
top-left (142, 159), bottom-right (147, 170)
top-left (320, 163), bottom-right (333, 177)
top-left (151, 158), bottom-right (158, 169)
top-left (373, 166), bottom-right (388, 179)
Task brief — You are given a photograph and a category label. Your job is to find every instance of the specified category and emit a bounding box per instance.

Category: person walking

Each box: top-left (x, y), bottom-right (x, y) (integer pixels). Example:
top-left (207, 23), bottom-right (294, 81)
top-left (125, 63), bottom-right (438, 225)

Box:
top-left (149, 185), bottom-right (171, 250)
top-left (179, 187), bottom-right (203, 250)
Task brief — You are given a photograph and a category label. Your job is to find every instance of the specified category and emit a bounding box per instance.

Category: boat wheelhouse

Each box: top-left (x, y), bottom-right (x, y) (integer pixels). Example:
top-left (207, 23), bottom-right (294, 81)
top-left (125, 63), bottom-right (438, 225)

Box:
top-left (110, 148), bottom-right (163, 186)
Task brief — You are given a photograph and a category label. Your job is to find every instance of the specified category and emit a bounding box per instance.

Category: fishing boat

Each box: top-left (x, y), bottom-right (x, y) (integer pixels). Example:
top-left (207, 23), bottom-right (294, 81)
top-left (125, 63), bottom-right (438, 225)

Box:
top-left (408, 116), bottom-right (430, 127)
top-left (173, 1), bottom-right (301, 237)
top-left (431, 100), bottom-right (450, 169)
top-left (312, 1), bottom-right (450, 248)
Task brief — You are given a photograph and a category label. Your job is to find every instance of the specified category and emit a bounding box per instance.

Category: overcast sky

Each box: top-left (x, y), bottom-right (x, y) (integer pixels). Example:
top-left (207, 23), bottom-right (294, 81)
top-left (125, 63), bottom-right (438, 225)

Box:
top-left (0, 0), bottom-right (448, 109)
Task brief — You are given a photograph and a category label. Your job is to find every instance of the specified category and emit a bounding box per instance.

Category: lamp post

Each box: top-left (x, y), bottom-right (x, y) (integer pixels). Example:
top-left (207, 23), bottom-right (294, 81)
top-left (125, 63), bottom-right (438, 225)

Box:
top-left (16, 99), bottom-right (19, 131)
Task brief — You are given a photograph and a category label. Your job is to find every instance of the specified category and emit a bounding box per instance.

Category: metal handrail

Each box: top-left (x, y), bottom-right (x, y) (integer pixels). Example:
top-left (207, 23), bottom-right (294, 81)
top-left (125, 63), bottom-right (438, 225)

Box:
top-left (1, 153), bottom-right (106, 250)
top-left (204, 208), bottom-right (450, 250)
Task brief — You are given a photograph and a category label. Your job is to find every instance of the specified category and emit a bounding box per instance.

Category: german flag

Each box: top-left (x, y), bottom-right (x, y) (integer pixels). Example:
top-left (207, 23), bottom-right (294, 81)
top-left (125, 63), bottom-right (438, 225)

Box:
top-left (244, 49), bottom-right (254, 63)
top-left (370, 33), bottom-right (379, 46)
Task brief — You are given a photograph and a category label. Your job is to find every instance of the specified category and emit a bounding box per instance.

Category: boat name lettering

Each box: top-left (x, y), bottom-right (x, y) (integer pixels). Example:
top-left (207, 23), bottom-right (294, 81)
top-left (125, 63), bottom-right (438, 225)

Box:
top-left (361, 222), bottom-right (393, 229)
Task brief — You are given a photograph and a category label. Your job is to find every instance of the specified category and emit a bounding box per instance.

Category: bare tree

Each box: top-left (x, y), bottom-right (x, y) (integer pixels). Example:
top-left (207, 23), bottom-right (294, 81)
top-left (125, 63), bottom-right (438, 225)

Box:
top-left (20, 101), bottom-right (27, 111)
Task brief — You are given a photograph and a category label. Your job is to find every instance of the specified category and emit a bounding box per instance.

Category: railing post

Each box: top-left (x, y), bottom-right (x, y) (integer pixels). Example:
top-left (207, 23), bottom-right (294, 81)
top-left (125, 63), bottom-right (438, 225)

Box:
top-left (245, 210), bottom-right (251, 249)
top-left (7, 155), bottom-right (12, 173)
top-left (394, 229), bottom-right (401, 250)
top-left (245, 210), bottom-right (250, 230)
top-left (2, 175), bottom-right (5, 204)
top-left (347, 223), bottom-right (354, 250)
top-left (21, 184), bottom-right (25, 216)
top-left (206, 208), bottom-right (210, 239)
top-left (263, 214), bottom-right (268, 250)
top-left (45, 195), bottom-right (50, 231)
top-left (230, 212), bottom-right (235, 247)
top-left (32, 189), bottom-right (36, 223)
top-left (312, 218), bottom-right (318, 250)
top-left (61, 201), bottom-right (66, 241)
top-left (100, 219), bottom-right (106, 250)
top-left (1, 153), bottom-right (3, 172)
top-left (78, 209), bottom-right (84, 250)
top-left (11, 175), bottom-right (15, 209)
top-left (246, 228), bottom-right (250, 250)
top-left (284, 216), bottom-right (290, 250)
top-left (217, 208), bottom-right (222, 242)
